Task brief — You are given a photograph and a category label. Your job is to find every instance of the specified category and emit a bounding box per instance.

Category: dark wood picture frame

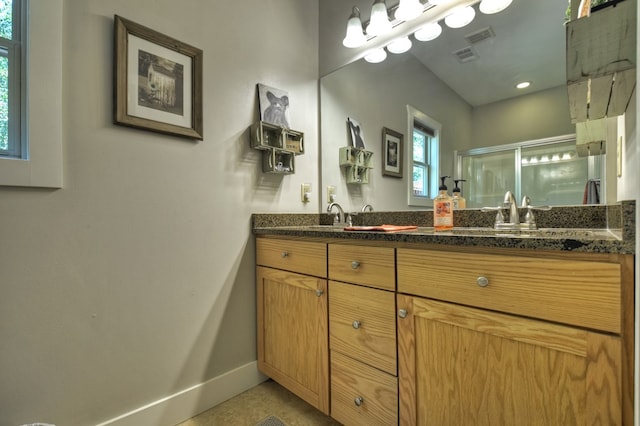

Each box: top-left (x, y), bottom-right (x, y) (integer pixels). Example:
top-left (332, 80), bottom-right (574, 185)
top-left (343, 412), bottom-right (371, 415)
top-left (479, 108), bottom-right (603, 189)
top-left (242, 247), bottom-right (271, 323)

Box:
top-left (382, 127), bottom-right (403, 178)
top-left (114, 15), bottom-right (203, 140)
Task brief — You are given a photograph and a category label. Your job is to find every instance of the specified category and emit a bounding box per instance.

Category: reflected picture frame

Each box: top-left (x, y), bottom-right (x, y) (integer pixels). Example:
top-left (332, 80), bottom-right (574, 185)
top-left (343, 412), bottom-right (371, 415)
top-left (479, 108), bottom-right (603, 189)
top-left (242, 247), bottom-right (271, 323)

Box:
top-left (114, 15), bottom-right (203, 140)
top-left (382, 127), bottom-right (403, 178)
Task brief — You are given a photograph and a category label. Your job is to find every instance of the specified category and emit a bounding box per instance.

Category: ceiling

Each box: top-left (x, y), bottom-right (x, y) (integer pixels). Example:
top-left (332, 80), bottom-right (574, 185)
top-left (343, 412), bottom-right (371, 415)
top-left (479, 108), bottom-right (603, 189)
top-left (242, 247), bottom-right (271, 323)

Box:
top-left (325, 0), bottom-right (569, 107)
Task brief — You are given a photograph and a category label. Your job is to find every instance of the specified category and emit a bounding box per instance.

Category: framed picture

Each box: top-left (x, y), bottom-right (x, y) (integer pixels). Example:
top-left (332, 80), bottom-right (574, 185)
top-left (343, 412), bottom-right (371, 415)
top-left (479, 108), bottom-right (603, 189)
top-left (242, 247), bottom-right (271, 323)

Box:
top-left (347, 117), bottom-right (366, 149)
top-left (114, 15), bottom-right (203, 140)
top-left (382, 127), bottom-right (403, 178)
top-left (257, 84), bottom-right (291, 129)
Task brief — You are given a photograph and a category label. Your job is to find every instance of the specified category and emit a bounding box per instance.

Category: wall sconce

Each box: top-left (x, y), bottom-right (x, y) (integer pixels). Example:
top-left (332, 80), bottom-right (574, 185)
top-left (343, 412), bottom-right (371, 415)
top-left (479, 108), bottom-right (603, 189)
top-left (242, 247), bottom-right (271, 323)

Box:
top-left (342, 6), bottom-right (367, 48)
top-left (479, 0), bottom-right (513, 14)
top-left (342, 0), bottom-right (513, 64)
top-left (366, 0), bottom-right (393, 36)
top-left (395, 0), bottom-right (424, 21)
top-left (444, 5), bottom-right (476, 28)
top-left (414, 22), bottom-right (442, 41)
top-left (364, 48), bottom-right (388, 63)
top-left (387, 36), bottom-right (413, 54)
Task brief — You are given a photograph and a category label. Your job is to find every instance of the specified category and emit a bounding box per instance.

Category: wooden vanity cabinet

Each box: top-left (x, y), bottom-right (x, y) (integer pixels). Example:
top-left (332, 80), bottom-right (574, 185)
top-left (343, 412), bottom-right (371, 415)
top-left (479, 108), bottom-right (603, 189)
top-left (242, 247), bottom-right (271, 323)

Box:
top-left (256, 237), bottom-right (329, 414)
top-left (328, 243), bottom-right (398, 426)
top-left (397, 247), bottom-right (634, 425)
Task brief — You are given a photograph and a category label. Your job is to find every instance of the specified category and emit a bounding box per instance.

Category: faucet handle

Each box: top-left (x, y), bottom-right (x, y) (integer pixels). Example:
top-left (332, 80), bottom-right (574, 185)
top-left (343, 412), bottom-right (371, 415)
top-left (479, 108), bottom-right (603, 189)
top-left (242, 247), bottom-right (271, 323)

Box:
top-left (521, 195), bottom-right (531, 207)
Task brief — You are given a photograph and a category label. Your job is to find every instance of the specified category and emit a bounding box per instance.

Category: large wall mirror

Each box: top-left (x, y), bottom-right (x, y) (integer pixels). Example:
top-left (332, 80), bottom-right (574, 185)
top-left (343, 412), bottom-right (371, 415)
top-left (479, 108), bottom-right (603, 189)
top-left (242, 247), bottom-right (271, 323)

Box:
top-left (319, 0), bottom-right (618, 212)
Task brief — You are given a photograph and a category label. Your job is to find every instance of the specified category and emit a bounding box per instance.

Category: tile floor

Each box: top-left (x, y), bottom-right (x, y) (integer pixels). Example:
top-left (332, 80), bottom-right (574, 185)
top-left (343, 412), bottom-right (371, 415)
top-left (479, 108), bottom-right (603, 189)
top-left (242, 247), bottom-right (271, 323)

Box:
top-left (177, 379), bottom-right (341, 426)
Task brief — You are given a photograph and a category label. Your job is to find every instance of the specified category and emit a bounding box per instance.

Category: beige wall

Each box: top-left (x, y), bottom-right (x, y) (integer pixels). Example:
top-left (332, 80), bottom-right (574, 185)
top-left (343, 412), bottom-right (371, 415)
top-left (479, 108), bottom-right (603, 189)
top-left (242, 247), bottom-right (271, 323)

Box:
top-left (0, 1), bottom-right (319, 425)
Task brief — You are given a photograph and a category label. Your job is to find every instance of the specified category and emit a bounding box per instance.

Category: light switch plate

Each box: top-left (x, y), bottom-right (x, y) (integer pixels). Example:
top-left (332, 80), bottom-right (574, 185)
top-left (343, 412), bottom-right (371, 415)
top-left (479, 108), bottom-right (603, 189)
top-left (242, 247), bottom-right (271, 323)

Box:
top-left (301, 183), bottom-right (311, 203)
top-left (327, 185), bottom-right (336, 203)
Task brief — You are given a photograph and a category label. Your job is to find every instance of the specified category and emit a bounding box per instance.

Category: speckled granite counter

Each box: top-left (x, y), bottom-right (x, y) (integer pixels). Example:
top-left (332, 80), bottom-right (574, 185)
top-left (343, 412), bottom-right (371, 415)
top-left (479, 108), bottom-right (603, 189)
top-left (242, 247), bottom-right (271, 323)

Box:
top-left (252, 201), bottom-right (635, 254)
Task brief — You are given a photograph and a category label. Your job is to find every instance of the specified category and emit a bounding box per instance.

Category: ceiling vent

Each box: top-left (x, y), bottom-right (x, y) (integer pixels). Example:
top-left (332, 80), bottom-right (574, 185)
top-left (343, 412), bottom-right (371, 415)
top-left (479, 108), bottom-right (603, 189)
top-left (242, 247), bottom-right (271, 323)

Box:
top-left (464, 26), bottom-right (495, 45)
top-left (452, 46), bottom-right (478, 63)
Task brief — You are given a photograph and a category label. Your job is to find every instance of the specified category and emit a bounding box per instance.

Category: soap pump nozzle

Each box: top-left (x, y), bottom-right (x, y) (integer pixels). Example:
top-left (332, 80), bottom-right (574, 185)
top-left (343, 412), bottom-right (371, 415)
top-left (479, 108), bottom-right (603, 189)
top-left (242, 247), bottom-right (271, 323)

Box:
top-left (453, 179), bottom-right (466, 194)
top-left (439, 176), bottom-right (450, 191)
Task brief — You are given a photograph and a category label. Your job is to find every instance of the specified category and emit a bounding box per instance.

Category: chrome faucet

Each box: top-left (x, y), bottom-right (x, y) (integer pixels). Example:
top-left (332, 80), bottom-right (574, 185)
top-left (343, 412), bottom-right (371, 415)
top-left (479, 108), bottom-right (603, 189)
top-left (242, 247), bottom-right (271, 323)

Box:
top-left (361, 204), bottom-right (374, 212)
top-left (503, 190), bottom-right (520, 226)
top-left (327, 202), bottom-right (346, 225)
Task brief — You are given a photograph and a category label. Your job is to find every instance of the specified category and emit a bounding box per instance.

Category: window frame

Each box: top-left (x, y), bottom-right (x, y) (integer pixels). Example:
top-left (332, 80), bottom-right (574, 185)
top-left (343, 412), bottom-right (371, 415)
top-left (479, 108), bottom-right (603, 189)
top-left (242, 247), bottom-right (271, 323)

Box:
top-left (407, 105), bottom-right (440, 207)
top-left (0, 0), bottom-right (63, 188)
top-left (0, 0), bottom-right (23, 158)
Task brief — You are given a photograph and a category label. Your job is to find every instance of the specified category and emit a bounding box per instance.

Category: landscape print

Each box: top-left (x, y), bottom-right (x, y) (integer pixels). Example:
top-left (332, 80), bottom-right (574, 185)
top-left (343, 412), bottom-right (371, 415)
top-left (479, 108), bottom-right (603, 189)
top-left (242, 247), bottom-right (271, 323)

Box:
top-left (137, 49), bottom-right (184, 116)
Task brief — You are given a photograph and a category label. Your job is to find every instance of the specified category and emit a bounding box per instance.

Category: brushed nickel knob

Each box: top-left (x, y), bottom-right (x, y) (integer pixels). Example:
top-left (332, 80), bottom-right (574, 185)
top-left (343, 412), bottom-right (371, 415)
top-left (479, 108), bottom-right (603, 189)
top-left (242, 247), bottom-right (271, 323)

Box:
top-left (351, 260), bottom-right (360, 269)
top-left (352, 320), bottom-right (361, 329)
top-left (281, 251), bottom-right (289, 258)
top-left (354, 396), bottom-right (364, 406)
top-left (476, 276), bottom-right (489, 287)
top-left (315, 289), bottom-right (324, 297)
top-left (398, 309), bottom-right (408, 318)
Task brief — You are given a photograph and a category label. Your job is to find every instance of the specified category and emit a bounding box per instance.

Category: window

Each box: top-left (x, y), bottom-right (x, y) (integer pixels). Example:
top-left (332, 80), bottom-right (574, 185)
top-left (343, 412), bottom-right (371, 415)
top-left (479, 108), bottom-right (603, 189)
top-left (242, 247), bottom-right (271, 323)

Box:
top-left (0, 0), bottom-right (23, 158)
top-left (0, 0), bottom-right (63, 188)
top-left (455, 134), bottom-right (604, 208)
top-left (407, 106), bottom-right (440, 207)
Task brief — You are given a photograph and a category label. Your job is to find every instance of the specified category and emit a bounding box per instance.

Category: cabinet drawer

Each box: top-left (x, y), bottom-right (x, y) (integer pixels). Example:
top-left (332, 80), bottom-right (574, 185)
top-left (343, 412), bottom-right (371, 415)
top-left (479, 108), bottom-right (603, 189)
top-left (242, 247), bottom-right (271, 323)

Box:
top-left (331, 351), bottom-right (398, 426)
top-left (397, 248), bottom-right (621, 333)
top-left (257, 238), bottom-right (326, 278)
top-left (329, 281), bottom-right (396, 374)
top-left (328, 244), bottom-right (395, 290)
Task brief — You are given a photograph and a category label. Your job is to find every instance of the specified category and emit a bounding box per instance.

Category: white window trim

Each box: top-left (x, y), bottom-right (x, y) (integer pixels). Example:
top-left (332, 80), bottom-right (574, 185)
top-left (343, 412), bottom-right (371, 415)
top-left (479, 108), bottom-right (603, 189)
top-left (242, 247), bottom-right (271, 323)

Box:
top-left (0, 0), bottom-right (63, 188)
top-left (407, 105), bottom-right (440, 207)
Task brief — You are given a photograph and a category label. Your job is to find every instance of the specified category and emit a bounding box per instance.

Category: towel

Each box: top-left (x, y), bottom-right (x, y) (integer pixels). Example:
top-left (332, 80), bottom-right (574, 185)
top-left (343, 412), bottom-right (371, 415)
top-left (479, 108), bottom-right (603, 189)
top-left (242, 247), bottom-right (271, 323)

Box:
top-left (343, 224), bottom-right (418, 232)
top-left (582, 179), bottom-right (600, 204)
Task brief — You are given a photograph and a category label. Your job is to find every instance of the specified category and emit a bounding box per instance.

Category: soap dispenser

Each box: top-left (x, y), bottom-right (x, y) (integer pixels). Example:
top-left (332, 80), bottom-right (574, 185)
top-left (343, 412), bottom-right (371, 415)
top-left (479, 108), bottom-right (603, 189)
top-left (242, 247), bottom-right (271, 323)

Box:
top-left (433, 176), bottom-right (453, 231)
top-left (452, 179), bottom-right (466, 209)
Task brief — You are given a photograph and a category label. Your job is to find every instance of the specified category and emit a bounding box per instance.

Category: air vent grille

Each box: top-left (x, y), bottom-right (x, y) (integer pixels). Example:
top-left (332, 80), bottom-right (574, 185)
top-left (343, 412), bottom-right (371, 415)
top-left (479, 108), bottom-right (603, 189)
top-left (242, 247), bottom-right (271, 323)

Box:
top-left (464, 26), bottom-right (495, 45)
top-left (453, 46), bottom-right (477, 63)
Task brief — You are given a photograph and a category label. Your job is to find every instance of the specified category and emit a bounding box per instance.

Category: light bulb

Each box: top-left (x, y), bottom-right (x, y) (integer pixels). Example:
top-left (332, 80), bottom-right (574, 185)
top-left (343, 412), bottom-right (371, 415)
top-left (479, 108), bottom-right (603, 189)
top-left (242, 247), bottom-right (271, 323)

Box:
top-left (342, 7), bottom-right (366, 48)
top-left (387, 36), bottom-right (412, 54)
top-left (414, 22), bottom-right (442, 41)
top-left (395, 0), bottom-right (424, 22)
top-left (366, 0), bottom-right (392, 36)
top-left (479, 0), bottom-right (513, 14)
top-left (444, 5), bottom-right (475, 28)
top-left (364, 48), bottom-right (387, 63)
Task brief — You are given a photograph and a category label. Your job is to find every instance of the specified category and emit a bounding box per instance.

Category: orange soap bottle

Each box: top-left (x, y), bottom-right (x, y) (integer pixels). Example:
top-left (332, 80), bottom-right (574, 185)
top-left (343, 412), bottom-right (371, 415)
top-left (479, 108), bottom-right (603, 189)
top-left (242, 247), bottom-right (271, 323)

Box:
top-left (433, 176), bottom-right (453, 231)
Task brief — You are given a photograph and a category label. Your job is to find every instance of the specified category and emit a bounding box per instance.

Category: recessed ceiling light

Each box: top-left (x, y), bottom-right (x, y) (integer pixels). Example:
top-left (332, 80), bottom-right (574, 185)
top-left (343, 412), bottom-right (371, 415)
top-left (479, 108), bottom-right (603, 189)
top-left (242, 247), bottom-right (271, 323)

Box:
top-left (479, 0), bottom-right (513, 14)
top-left (516, 81), bottom-right (531, 89)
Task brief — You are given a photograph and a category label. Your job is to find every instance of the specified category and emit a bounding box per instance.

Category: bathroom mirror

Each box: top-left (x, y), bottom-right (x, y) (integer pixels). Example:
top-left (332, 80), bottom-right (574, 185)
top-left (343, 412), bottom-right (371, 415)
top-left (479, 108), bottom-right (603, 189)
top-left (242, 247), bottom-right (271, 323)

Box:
top-left (319, 0), bottom-right (608, 212)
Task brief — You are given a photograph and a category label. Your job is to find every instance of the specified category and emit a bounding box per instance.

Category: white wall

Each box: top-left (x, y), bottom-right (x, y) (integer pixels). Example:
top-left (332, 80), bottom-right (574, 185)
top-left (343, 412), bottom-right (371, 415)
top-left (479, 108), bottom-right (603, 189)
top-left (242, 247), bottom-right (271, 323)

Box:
top-left (0, 1), bottom-right (319, 425)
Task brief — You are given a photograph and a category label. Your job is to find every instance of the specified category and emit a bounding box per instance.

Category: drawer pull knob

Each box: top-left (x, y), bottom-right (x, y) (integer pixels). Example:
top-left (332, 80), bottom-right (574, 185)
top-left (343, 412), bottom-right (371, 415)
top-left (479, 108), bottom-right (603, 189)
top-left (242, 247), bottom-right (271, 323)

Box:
top-left (352, 320), bottom-right (361, 329)
top-left (476, 276), bottom-right (489, 287)
top-left (354, 396), bottom-right (364, 406)
top-left (281, 251), bottom-right (289, 258)
top-left (398, 309), bottom-right (408, 318)
top-left (315, 289), bottom-right (324, 297)
top-left (351, 260), bottom-right (360, 269)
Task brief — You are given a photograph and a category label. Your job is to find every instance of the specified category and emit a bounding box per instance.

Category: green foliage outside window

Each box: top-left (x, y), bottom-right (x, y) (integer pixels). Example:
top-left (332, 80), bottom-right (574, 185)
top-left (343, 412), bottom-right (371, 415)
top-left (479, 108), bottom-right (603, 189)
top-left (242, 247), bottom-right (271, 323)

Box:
top-left (0, 0), bottom-right (12, 152)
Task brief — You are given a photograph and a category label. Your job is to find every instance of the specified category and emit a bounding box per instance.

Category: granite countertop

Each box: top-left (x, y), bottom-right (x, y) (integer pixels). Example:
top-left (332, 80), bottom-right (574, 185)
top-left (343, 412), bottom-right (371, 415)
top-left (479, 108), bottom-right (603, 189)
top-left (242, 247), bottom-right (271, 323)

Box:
top-left (252, 201), bottom-right (636, 254)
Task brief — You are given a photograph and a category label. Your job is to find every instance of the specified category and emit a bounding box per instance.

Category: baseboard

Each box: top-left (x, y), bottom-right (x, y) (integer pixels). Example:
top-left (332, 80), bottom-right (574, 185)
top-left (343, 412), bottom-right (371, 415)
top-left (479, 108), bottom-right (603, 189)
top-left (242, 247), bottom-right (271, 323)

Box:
top-left (96, 361), bottom-right (267, 426)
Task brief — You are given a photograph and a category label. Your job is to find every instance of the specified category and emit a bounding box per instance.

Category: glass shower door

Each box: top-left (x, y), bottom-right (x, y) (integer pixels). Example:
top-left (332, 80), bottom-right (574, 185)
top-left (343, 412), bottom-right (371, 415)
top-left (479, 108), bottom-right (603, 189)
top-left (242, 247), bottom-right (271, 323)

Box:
top-left (461, 150), bottom-right (515, 209)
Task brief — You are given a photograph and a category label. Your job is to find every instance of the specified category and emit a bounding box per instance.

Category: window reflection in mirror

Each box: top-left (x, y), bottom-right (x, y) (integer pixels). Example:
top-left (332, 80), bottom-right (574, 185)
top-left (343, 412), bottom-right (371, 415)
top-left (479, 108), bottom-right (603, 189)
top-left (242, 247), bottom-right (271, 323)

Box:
top-left (408, 106), bottom-right (440, 207)
top-left (455, 135), bottom-right (604, 208)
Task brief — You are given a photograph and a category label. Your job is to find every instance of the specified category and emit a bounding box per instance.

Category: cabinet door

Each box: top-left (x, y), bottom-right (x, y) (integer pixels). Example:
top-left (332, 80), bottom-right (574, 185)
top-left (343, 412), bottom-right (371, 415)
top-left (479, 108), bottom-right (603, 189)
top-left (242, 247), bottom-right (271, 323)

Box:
top-left (397, 294), bottom-right (622, 426)
top-left (257, 266), bottom-right (329, 414)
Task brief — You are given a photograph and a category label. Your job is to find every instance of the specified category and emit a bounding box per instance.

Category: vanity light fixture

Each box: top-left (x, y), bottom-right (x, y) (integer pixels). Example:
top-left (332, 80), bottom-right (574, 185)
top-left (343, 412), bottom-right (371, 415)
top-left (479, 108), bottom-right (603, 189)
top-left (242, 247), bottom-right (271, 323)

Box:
top-left (516, 81), bottom-right (531, 89)
top-left (414, 22), bottom-right (443, 41)
top-left (366, 0), bottom-right (393, 36)
top-left (428, 0), bottom-right (454, 4)
top-left (444, 5), bottom-right (476, 28)
top-left (364, 48), bottom-right (388, 63)
top-left (342, 6), bottom-right (367, 48)
top-left (479, 0), bottom-right (513, 14)
top-left (395, 0), bottom-right (424, 21)
top-left (387, 36), bottom-right (413, 54)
